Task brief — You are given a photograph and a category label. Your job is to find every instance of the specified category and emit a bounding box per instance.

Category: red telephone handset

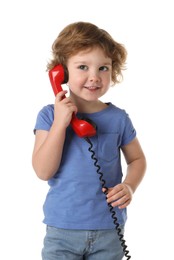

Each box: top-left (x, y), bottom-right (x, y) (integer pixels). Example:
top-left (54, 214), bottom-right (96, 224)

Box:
top-left (49, 65), bottom-right (97, 138)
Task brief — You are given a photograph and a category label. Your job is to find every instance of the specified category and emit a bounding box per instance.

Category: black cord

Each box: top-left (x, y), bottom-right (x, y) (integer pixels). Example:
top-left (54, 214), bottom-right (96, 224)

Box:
top-left (84, 137), bottom-right (131, 260)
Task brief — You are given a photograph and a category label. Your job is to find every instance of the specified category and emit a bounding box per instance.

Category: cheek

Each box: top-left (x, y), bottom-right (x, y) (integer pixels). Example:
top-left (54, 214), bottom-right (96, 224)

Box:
top-left (69, 78), bottom-right (83, 88)
top-left (68, 73), bottom-right (86, 87)
top-left (103, 75), bottom-right (112, 86)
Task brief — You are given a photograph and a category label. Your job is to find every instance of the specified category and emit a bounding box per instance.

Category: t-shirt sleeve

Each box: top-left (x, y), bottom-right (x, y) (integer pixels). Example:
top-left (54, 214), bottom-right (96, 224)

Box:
top-left (33, 105), bottom-right (54, 134)
top-left (120, 112), bottom-right (136, 146)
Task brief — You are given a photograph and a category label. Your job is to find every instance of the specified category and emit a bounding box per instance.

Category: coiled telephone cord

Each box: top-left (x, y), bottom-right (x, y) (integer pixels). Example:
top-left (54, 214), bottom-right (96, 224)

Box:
top-left (85, 137), bottom-right (131, 260)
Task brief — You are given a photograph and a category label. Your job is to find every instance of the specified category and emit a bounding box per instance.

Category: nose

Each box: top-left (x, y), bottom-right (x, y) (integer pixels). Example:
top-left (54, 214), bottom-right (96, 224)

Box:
top-left (89, 70), bottom-right (101, 83)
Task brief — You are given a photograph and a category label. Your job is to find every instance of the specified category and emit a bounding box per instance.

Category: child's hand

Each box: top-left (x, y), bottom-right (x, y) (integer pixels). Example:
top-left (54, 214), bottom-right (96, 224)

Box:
top-left (102, 183), bottom-right (133, 209)
top-left (54, 90), bottom-right (78, 128)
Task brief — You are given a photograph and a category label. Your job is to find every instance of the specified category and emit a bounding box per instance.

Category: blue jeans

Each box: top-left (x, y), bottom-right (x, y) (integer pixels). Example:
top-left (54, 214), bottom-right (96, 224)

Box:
top-left (42, 226), bottom-right (125, 260)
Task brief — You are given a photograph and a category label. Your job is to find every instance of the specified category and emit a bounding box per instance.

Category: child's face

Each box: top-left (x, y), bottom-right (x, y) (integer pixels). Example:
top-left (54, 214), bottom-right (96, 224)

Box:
top-left (67, 47), bottom-right (112, 103)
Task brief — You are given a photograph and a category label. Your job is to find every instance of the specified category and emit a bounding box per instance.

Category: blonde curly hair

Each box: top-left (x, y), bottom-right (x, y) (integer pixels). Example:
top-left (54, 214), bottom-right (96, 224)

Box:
top-left (47, 21), bottom-right (127, 85)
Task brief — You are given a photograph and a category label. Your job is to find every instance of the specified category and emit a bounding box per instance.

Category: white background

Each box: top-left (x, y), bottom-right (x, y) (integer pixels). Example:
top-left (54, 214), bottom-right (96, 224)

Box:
top-left (0, 0), bottom-right (173, 259)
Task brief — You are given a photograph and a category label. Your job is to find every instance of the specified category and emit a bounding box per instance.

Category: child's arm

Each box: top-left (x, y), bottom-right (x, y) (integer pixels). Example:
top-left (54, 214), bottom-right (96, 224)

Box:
top-left (32, 91), bottom-right (77, 180)
top-left (104, 137), bottom-right (146, 209)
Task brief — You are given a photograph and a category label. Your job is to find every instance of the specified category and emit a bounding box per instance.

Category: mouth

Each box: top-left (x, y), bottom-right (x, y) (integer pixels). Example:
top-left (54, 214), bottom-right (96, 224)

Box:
top-left (84, 86), bottom-right (100, 91)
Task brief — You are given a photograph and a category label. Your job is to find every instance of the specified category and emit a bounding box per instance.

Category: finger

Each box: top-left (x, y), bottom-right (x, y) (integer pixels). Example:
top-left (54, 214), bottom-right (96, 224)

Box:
top-left (110, 195), bottom-right (131, 208)
top-left (107, 190), bottom-right (124, 204)
top-left (106, 186), bottom-right (131, 204)
top-left (68, 104), bottom-right (78, 114)
top-left (118, 200), bottom-right (131, 209)
top-left (106, 187), bottom-right (124, 201)
top-left (102, 187), bottom-right (109, 193)
top-left (102, 188), bottom-right (110, 196)
top-left (55, 90), bottom-right (67, 101)
top-left (107, 183), bottom-right (131, 200)
top-left (103, 187), bottom-right (114, 194)
top-left (118, 197), bottom-right (131, 209)
top-left (106, 185), bottom-right (123, 198)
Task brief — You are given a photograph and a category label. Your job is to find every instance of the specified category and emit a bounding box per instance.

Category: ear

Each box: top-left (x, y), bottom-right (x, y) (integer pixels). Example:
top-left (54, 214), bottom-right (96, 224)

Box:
top-left (63, 66), bottom-right (69, 84)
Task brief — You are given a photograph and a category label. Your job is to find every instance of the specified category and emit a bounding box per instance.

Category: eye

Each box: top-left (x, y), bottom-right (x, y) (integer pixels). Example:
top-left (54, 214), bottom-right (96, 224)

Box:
top-left (99, 66), bottom-right (109, 71)
top-left (78, 65), bottom-right (88, 70)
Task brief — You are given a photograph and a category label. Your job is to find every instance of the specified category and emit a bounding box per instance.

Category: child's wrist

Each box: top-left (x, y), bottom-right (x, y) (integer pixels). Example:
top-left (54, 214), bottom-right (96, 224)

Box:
top-left (123, 182), bottom-right (134, 194)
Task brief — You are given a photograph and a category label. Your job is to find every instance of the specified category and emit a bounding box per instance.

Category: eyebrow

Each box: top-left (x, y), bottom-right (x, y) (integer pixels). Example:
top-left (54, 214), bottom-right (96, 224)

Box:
top-left (102, 63), bottom-right (112, 66)
top-left (74, 61), bottom-right (112, 66)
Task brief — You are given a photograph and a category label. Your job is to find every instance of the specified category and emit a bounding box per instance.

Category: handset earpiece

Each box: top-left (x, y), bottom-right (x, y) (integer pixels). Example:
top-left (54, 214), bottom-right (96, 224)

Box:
top-left (49, 65), bottom-right (97, 138)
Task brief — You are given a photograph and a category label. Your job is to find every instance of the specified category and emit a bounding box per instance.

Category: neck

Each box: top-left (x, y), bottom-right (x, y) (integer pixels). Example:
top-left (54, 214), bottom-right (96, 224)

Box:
top-left (70, 94), bottom-right (107, 114)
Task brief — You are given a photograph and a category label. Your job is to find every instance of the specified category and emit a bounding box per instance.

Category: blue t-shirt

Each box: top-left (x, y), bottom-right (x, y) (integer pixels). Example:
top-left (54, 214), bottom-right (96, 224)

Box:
top-left (34, 103), bottom-right (136, 229)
